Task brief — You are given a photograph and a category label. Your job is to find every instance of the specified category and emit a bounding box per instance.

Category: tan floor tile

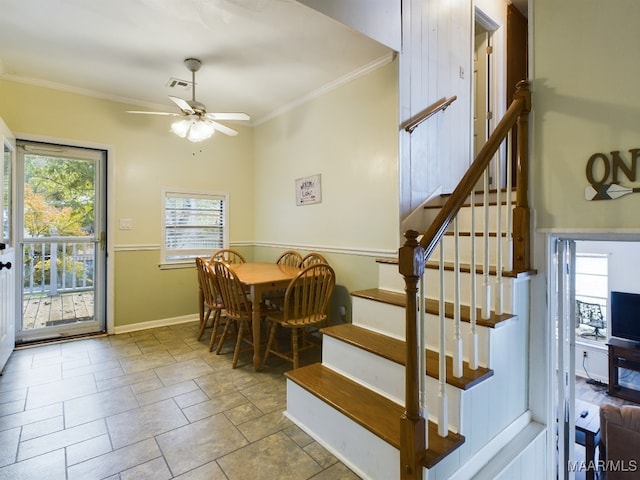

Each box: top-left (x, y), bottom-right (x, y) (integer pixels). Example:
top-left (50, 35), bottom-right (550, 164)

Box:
top-left (20, 415), bottom-right (64, 441)
top-left (283, 424), bottom-right (315, 448)
top-left (236, 409), bottom-right (292, 443)
top-left (240, 377), bottom-right (287, 413)
top-left (67, 438), bottom-right (161, 480)
top-left (0, 403), bottom-right (62, 432)
top-left (303, 441), bottom-right (339, 469)
top-left (135, 380), bottom-right (199, 406)
top-left (107, 399), bottom-right (188, 449)
top-left (0, 449), bottom-right (66, 480)
top-left (174, 389), bottom-right (209, 409)
top-left (118, 351), bottom-right (176, 375)
top-left (95, 368), bottom-right (157, 392)
top-left (182, 391), bottom-right (249, 423)
top-left (157, 413), bottom-right (248, 476)
top-left (18, 418), bottom-right (107, 461)
top-left (310, 462), bottom-right (362, 479)
top-left (120, 456), bottom-right (172, 480)
top-left (224, 402), bottom-right (263, 425)
top-left (66, 433), bottom-right (112, 466)
top-left (172, 460), bottom-right (227, 480)
top-left (217, 431), bottom-right (322, 480)
top-left (1, 322), bottom-right (357, 479)
top-left (154, 358), bottom-right (215, 386)
top-left (0, 427), bottom-right (20, 467)
top-left (26, 374), bottom-right (97, 409)
top-left (64, 385), bottom-right (139, 428)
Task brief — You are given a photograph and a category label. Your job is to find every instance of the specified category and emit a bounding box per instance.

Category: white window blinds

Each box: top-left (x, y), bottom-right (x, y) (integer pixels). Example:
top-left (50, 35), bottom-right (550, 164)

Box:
top-left (162, 190), bottom-right (228, 263)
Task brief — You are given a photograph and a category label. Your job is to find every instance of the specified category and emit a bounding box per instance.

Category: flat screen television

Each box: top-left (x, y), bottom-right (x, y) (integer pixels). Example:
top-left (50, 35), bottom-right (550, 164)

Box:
top-left (610, 291), bottom-right (640, 344)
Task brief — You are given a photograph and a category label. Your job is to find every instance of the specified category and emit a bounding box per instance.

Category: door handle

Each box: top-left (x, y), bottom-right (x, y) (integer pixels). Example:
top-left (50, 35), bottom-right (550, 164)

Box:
top-left (0, 261), bottom-right (11, 270)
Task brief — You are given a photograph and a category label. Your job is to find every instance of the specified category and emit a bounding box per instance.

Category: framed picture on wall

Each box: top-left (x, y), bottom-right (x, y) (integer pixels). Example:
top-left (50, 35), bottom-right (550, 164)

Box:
top-left (295, 174), bottom-right (322, 206)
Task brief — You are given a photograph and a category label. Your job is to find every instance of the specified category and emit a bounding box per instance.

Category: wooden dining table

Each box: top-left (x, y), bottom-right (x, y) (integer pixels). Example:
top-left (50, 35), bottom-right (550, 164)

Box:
top-left (228, 262), bottom-right (302, 371)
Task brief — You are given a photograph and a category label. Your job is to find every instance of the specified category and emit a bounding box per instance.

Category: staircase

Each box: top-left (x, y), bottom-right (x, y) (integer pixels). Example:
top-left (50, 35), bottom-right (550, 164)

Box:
top-left (283, 83), bottom-right (546, 479)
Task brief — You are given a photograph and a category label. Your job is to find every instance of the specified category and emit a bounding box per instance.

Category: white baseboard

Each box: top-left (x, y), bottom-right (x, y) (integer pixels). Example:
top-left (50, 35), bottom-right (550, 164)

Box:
top-left (113, 314), bottom-right (198, 334)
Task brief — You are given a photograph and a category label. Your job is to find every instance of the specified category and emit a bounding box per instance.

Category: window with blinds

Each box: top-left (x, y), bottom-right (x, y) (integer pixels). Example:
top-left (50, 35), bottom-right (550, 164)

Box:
top-left (162, 190), bottom-right (228, 264)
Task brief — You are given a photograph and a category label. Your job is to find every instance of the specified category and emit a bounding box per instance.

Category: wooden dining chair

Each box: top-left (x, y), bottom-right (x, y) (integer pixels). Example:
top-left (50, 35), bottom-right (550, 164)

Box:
top-left (262, 263), bottom-right (335, 370)
top-left (195, 257), bottom-right (225, 346)
top-left (276, 250), bottom-right (302, 267)
top-left (212, 260), bottom-right (260, 368)
top-left (209, 248), bottom-right (246, 265)
top-left (196, 257), bottom-right (226, 351)
top-left (299, 252), bottom-right (328, 268)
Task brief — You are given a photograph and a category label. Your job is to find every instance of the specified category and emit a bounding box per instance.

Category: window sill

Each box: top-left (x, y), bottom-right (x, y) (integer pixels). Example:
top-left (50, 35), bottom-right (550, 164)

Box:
top-left (159, 262), bottom-right (195, 270)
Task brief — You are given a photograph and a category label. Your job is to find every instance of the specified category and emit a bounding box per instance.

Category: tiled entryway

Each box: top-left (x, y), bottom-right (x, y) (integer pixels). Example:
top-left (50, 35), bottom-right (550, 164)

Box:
top-left (0, 322), bottom-right (361, 479)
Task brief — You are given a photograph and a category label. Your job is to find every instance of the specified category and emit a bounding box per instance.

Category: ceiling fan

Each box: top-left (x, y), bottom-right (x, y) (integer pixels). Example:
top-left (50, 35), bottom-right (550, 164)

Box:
top-left (127, 58), bottom-right (250, 142)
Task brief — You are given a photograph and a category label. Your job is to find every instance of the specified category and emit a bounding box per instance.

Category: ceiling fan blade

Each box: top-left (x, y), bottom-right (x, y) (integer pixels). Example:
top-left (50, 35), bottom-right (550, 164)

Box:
top-left (204, 112), bottom-right (251, 121)
top-left (209, 120), bottom-right (239, 136)
top-left (126, 110), bottom-right (180, 116)
top-left (168, 96), bottom-right (195, 115)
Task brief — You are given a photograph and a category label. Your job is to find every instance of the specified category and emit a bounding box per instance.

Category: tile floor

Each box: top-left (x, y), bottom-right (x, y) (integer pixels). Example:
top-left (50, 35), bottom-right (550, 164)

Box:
top-left (0, 321), bottom-right (361, 480)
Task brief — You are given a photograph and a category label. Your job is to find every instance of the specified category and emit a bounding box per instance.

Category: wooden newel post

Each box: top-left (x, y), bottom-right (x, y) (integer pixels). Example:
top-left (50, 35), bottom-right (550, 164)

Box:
top-left (399, 230), bottom-right (426, 480)
top-left (512, 80), bottom-right (531, 272)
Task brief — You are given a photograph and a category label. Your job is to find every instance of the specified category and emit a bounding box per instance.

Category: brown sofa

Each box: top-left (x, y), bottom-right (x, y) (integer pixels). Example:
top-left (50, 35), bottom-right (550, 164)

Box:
top-left (599, 403), bottom-right (640, 479)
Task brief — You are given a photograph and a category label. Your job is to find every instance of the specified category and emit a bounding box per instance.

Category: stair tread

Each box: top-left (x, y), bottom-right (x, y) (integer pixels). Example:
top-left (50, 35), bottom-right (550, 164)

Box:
top-left (322, 323), bottom-right (494, 390)
top-left (374, 257), bottom-right (535, 278)
top-left (286, 363), bottom-right (465, 468)
top-left (423, 188), bottom-right (516, 209)
top-left (351, 288), bottom-right (514, 328)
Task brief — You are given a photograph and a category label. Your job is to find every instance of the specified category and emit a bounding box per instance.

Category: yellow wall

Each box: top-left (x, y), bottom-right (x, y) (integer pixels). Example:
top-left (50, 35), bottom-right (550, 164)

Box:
top-left (0, 59), bottom-right (399, 329)
top-left (253, 59), bottom-right (399, 251)
top-left (0, 79), bottom-right (255, 328)
top-left (532, 0), bottom-right (640, 231)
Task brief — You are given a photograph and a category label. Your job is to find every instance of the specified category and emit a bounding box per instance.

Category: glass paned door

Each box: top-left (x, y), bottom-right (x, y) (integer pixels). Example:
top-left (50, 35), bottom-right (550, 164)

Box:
top-left (16, 142), bottom-right (106, 342)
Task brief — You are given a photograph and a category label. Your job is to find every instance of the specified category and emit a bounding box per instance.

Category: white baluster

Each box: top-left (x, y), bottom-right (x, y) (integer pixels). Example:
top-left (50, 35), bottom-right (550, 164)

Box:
top-left (438, 246), bottom-right (448, 437)
top-left (453, 217), bottom-right (463, 378)
top-left (469, 189), bottom-right (479, 370)
top-left (506, 130), bottom-right (514, 272)
top-left (482, 171), bottom-right (491, 319)
top-left (419, 273), bottom-right (428, 449)
top-left (495, 148), bottom-right (504, 316)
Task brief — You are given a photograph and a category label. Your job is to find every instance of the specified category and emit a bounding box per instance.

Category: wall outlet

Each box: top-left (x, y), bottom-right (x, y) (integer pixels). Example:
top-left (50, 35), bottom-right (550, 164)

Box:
top-left (583, 351), bottom-right (588, 358)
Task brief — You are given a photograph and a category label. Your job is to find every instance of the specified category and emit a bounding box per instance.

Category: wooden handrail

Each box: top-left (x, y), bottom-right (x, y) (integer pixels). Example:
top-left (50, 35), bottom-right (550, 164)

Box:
top-left (401, 96), bottom-right (458, 134)
top-left (419, 81), bottom-right (530, 264)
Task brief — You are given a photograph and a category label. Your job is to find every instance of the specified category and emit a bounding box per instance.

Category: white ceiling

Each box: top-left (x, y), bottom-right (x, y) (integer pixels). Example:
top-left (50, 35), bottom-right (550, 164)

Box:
top-left (0, 0), bottom-right (392, 124)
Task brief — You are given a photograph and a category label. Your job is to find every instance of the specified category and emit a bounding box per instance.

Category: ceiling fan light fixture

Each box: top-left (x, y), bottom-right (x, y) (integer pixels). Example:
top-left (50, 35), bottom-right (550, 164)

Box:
top-left (170, 118), bottom-right (216, 142)
top-left (170, 118), bottom-right (192, 138)
top-left (188, 120), bottom-right (216, 142)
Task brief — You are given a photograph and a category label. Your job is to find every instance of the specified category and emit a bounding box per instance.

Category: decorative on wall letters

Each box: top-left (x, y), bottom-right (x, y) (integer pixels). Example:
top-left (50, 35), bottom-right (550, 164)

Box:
top-left (585, 148), bottom-right (640, 200)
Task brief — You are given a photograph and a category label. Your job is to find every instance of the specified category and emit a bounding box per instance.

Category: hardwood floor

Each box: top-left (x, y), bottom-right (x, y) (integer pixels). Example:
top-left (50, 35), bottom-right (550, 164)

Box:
top-left (22, 292), bottom-right (94, 330)
top-left (576, 371), bottom-right (640, 408)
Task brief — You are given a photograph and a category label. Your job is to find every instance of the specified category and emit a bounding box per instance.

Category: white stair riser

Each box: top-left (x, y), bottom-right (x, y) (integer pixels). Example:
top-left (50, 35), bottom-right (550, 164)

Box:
top-left (432, 236), bottom-right (512, 266)
top-left (352, 296), bottom-right (405, 340)
top-left (323, 335), bottom-right (463, 431)
top-left (377, 263), bottom-right (515, 313)
top-left (452, 203), bottom-right (513, 233)
top-left (350, 297), bottom-right (493, 366)
top-left (286, 380), bottom-right (399, 480)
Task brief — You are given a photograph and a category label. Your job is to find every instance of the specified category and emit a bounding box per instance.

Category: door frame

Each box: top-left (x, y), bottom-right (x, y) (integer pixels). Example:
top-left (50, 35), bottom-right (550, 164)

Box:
top-left (14, 133), bottom-right (115, 337)
top-left (547, 231), bottom-right (640, 479)
top-left (0, 120), bottom-right (16, 371)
